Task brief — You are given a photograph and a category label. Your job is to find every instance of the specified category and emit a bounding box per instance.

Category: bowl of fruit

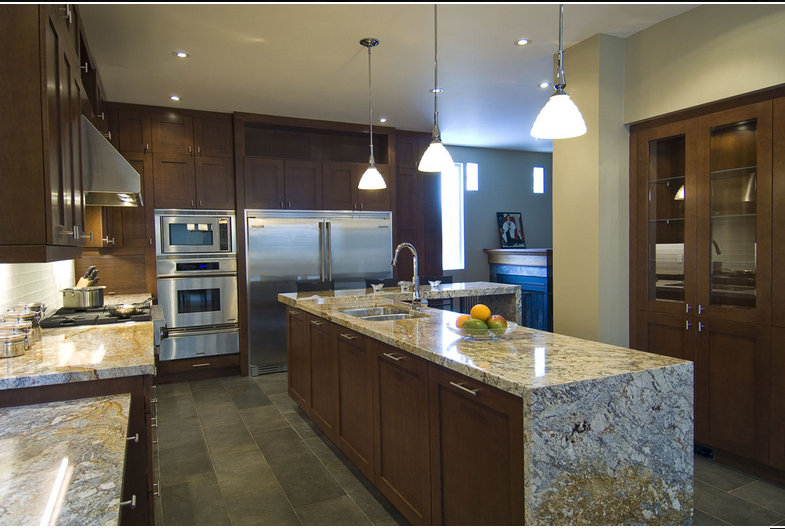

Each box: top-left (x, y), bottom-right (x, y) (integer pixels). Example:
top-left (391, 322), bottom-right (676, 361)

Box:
top-left (445, 304), bottom-right (517, 341)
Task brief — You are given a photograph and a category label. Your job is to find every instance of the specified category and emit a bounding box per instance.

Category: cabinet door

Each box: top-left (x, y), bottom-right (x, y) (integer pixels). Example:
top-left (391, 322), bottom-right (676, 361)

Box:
top-left (636, 310), bottom-right (696, 362)
top-left (322, 162), bottom-right (356, 210)
top-left (195, 156), bottom-right (235, 209)
top-left (337, 330), bottom-right (374, 480)
top-left (357, 163), bottom-right (392, 211)
top-left (695, 319), bottom-right (771, 461)
top-left (308, 318), bottom-right (338, 443)
top-left (244, 157), bottom-right (285, 209)
top-left (118, 110), bottom-right (151, 153)
top-left (153, 153), bottom-right (196, 209)
top-left (428, 364), bottom-right (524, 526)
top-left (194, 117), bottom-right (233, 157)
top-left (285, 160), bottom-right (323, 210)
top-left (372, 342), bottom-right (431, 525)
top-left (84, 206), bottom-right (113, 248)
top-left (635, 120), bottom-right (698, 315)
top-left (696, 102), bottom-right (772, 325)
top-left (769, 327), bottom-right (785, 470)
top-left (286, 308), bottom-right (311, 409)
top-left (65, 44), bottom-right (86, 245)
top-left (772, 98), bottom-right (785, 327)
top-left (114, 151), bottom-right (154, 248)
top-left (151, 113), bottom-right (194, 155)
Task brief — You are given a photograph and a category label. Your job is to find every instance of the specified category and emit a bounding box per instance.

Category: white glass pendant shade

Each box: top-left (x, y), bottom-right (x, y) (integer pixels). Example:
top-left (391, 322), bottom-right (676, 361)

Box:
top-left (358, 164), bottom-right (386, 190)
top-left (530, 92), bottom-right (587, 140)
top-left (418, 140), bottom-right (455, 173)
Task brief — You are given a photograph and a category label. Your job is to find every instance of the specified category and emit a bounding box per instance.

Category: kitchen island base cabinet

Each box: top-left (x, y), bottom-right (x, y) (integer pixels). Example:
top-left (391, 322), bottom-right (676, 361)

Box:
top-left (309, 316), bottom-right (339, 443)
top-left (428, 364), bottom-right (524, 526)
top-left (286, 308), bottom-right (311, 410)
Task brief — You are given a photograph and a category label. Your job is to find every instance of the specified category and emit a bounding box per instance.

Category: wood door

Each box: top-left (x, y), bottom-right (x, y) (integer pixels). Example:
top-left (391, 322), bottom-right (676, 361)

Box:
top-left (337, 330), bottom-right (374, 480)
top-left (773, 98), bottom-right (785, 327)
top-left (769, 327), bottom-right (785, 470)
top-left (696, 102), bottom-right (772, 325)
top-left (322, 162), bottom-right (356, 210)
top-left (117, 110), bottom-right (151, 153)
top-left (244, 157), bottom-right (285, 209)
top-left (285, 160), bottom-right (323, 210)
top-left (84, 206), bottom-right (112, 248)
top-left (308, 318), bottom-right (338, 443)
top-left (428, 364), bottom-right (524, 526)
top-left (195, 156), bottom-right (235, 209)
top-left (152, 153), bottom-right (195, 209)
top-left (286, 308), bottom-right (311, 409)
top-left (636, 310), bottom-right (696, 362)
top-left (695, 319), bottom-right (771, 461)
top-left (194, 117), bottom-right (233, 157)
top-left (372, 342), bottom-right (431, 525)
top-left (114, 151), bottom-right (154, 248)
top-left (151, 113), bottom-right (194, 155)
top-left (357, 163), bottom-right (392, 211)
top-left (634, 119), bottom-right (698, 316)
top-left (65, 42), bottom-right (86, 245)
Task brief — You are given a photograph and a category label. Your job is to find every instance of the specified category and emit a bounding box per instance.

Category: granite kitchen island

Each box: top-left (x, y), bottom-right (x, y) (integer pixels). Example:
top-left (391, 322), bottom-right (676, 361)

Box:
top-left (279, 291), bottom-right (693, 525)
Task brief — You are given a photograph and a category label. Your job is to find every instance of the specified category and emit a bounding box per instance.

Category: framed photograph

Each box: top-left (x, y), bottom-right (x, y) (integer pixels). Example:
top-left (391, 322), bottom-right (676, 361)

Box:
top-left (497, 212), bottom-right (526, 248)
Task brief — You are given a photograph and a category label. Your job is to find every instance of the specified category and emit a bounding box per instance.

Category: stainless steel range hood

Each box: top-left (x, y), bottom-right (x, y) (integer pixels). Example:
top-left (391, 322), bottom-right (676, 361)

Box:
top-left (81, 115), bottom-right (143, 207)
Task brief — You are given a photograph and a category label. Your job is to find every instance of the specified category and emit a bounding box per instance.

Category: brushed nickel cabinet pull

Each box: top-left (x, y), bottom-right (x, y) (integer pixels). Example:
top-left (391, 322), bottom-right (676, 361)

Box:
top-left (450, 381), bottom-right (479, 396)
top-left (126, 433), bottom-right (139, 443)
top-left (59, 5), bottom-right (72, 24)
top-left (698, 305), bottom-right (703, 314)
top-left (153, 482), bottom-right (161, 497)
top-left (103, 131), bottom-right (112, 140)
top-left (199, 200), bottom-right (203, 207)
top-left (102, 236), bottom-right (115, 245)
top-left (310, 320), bottom-right (324, 326)
top-left (120, 495), bottom-right (136, 509)
top-left (145, 143), bottom-right (149, 153)
top-left (189, 146), bottom-right (192, 154)
top-left (383, 352), bottom-right (404, 362)
top-left (98, 112), bottom-right (105, 120)
top-left (686, 321), bottom-right (691, 330)
top-left (80, 62), bottom-right (88, 73)
top-left (698, 322), bottom-right (704, 332)
top-left (192, 362), bottom-right (211, 367)
top-left (288, 201), bottom-right (291, 208)
top-left (340, 334), bottom-right (357, 340)
top-left (289, 311), bottom-right (300, 315)
top-left (685, 304), bottom-right (691, 314)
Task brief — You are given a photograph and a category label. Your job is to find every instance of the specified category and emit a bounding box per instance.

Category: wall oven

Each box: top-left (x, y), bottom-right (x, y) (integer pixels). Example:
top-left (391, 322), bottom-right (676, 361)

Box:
top-left (155, 209), bottom-right (235, 256)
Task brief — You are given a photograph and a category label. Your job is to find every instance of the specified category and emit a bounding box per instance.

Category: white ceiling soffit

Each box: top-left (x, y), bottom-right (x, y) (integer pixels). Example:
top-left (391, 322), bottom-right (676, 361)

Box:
top-left (79, 3), bottom-right (699, 153)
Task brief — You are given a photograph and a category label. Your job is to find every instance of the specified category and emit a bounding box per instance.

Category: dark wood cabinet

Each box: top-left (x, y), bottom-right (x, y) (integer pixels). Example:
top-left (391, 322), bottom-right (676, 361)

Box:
top-left (151, 113), bottom-right (194, 155)
top-left (286, 308), bottom-right (310, 409)
top-left (372, 342), bottom-right (431, 525)
top-left (118, 110), bottom-right (152, 153)
top-left (770, 327), bottom-right (785, 471)
top-left (194, 117), bottom-right (234, 157)
top-left (153, 153), bottom-right (196, 209)
top-left (336, 330), bottom-right (375, 480)
top-left (113, 151), bottom-right (154, 248)
top-left (84, 206), bottom-right (114, 248)
top-left (195, 156), bottom-right (235, 209)
top-left (308, 317), bottom-right (339, 443)
top-left (636, 311), bottom-right (696, 362)
top-left (428, 363), bottom-right (524, 526)
top-left (244, 157), bottom-right (285, 209)
top-left (285, 160), bottom-right (323, 210)
top-left (322, 162), bottom-right (392, 211)
top-left (695, 320), bottom-right (771, 460)
top-left (772, 98), bottom-right (785, 328)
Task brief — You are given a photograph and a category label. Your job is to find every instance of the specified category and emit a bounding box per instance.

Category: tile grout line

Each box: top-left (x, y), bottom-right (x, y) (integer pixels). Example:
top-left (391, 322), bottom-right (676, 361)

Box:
top-left (726, 480), bottom-right (759, 494)
top-left (696, 475), bottom-right (785, 524)
top-left (694, 507), bottom-right (733, 526)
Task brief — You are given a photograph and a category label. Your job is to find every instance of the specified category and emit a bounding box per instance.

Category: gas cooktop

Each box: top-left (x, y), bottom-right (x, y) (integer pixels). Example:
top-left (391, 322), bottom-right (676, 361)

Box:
top-left (40, 307), bottom-right (153, 328)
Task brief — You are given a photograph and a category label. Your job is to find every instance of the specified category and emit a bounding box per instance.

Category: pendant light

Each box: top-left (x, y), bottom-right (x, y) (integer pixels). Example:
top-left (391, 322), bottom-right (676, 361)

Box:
top-left (530, 4), bottom-right (587, 140)
top-left (418, 5), bottom-right (454, 173)
top-left (358, 38), bottom-right (386, 190)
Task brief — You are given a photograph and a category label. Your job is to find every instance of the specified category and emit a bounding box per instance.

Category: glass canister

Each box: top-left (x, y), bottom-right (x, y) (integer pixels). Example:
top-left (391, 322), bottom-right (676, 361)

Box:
top-left (3, 309), bottom-right (40, 343)
top-left (0, 321), bottom-right (32, 350)
top-left (0, 332), bottom-right (26, 358)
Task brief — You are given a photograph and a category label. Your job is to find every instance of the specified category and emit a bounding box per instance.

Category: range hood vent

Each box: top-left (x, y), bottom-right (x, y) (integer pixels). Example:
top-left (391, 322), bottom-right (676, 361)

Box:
top-left (81, 115), bottom-right (143, 207)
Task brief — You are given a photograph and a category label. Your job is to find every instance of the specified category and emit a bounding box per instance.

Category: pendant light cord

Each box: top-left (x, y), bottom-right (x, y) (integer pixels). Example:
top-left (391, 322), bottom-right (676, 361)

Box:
top-left (432, 4), bottom-right (441, 141)
top-left (367, 44), bottom-right (375, 166)
top-left (555, 4), bottom-right (566, 92)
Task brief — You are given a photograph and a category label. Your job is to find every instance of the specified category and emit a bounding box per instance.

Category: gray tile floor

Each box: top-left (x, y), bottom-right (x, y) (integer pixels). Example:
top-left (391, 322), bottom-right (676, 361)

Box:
top-left (155, 374), bottom-right (785, 526)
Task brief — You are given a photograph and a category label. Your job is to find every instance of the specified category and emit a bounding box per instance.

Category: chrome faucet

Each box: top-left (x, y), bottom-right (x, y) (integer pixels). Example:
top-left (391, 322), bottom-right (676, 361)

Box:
top-left (391, 242), bottom-right (424, 310)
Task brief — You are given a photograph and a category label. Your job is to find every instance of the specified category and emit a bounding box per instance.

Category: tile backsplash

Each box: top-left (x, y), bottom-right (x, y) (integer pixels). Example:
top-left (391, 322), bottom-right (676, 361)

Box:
top-left (0, 260), bottom-right (75, 314)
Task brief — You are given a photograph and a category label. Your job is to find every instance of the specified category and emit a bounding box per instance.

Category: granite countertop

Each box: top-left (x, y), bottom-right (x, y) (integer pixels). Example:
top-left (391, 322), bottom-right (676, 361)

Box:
top-left (0, 321), bottom-right (155, 390)
top-left (0, 394), bottom-right (131, 526)
top-left (278, 291), bottom-right (689, 396)
top-left (282, 281), bottom-right (518, 300)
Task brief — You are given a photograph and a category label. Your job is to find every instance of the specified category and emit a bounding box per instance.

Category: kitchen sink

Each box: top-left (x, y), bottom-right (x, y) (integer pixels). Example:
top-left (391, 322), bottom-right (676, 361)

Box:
top-left (360, 313), bottom-right (428, 322)
top-left (339, 306), bottom-right (428, 321)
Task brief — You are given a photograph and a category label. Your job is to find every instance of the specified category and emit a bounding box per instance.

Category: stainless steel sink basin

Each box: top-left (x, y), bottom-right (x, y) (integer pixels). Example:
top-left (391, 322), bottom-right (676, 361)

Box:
top-left (360, 313), bottom-right (428, 322)
top-left (340, 307), bottom-right (411, 318)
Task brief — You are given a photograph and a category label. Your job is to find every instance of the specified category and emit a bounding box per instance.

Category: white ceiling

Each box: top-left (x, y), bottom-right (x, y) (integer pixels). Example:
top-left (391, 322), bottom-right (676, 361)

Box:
top-left (79, 3), bottom-right (698, 153)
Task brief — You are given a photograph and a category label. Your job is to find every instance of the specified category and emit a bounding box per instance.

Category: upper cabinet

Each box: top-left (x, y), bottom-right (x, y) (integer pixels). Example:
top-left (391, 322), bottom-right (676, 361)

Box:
top-left (152, 114), bottom-right (234, 157)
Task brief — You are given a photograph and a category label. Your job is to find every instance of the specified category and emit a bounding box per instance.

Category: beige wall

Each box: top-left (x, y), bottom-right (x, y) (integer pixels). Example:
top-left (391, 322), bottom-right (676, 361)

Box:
top-left (625, 4), bottom-right (785, 124)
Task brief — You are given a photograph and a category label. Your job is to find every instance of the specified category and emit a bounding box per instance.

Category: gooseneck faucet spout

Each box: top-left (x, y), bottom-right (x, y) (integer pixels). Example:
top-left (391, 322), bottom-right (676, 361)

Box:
top-left (391, 242), bottom-right (424, 310)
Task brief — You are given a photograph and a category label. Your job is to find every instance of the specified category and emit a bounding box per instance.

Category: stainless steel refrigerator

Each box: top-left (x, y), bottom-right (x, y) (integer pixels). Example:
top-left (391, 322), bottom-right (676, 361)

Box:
top-left (245, 209), bottom-right (393, 375)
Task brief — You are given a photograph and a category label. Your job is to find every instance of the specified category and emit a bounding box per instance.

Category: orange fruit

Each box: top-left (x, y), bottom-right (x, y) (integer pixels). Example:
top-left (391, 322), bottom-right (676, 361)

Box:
top-left (470, 304), bottom-right (491, 322)
top-left (455, 314), bottom-right (471, 328)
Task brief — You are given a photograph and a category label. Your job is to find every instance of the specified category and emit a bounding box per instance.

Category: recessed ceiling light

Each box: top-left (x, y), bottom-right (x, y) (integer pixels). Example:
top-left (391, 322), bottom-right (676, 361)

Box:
top-left (515, 38), bottom-right (531, 46)
top-left (170, 95), bottom-right (181, 101)
top-left (173, 51), bottom-right (189, 58)
top-left (379, 117), bottom-right (387, 123)
top-left (539, 82), bottom-right (550, 89)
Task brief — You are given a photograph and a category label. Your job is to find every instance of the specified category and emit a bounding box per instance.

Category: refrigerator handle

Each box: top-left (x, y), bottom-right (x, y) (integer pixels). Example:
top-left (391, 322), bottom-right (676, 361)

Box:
top-left (318, 222), bottom-right (325, 281)
top-left (326, 221), bottom-right (332, 281)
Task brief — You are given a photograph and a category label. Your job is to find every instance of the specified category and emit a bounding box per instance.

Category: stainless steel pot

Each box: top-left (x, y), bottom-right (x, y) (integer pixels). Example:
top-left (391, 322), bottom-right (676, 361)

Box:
top-left (0, 332), bottom-right (27, 358)
top-left (0, 321), bottom-right (32, 350)
top-left (4, 310), bottom-right (41, 343)
top-left (61, 286), bottom-right (106, 309)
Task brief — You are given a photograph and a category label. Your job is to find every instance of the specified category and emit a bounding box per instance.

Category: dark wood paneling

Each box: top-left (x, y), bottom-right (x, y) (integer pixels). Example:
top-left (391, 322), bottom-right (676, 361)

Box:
top-left (243, 157), bottom-right (285, 209)
top-left (194, 116), bottom-right (233, 157)
top-left (773, 98), bottom-right (785, 327)
top-left (74, 249), bottom-right (148, 295)
top-left (155, 354), bottom-right (240, 384)
top-left (287, 308), bottom-right (311, 409)
top-left (308, 318), bottom-right (339, 443)
top-left (151, 113), bottom-right (194, 155)
top-left (372, 341), bottom-right (431, 525)
top-left (195, 156), bottom-right (235, 209)
top-left (153, 153), bottom-right (196, 209)
top-left (770, 327), bottom-right (785, 471)
top-left (428, 364), bottom-right (524, 526)
top-left (337, 331), bottom-right (374, 480)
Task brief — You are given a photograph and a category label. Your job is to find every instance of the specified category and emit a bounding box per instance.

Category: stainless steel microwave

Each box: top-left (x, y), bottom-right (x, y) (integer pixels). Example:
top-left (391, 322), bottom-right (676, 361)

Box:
top-left (155, 210), bottom-right (236, 256)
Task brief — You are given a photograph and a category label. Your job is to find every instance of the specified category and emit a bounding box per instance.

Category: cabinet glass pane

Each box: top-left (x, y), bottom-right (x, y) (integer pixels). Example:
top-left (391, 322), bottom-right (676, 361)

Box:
top-left (709, 120), bottom-right (757, 309)
top-left (647, 135), bottom-right (686, 302)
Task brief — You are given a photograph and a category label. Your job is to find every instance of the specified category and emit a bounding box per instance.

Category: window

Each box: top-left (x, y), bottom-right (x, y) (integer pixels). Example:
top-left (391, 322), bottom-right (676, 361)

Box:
top-left (442, 163), bottom-right (465, 270)
top-left (533, 166), bottom-right (545, 194)
top-left (466, 162), bottom-right (479, 191)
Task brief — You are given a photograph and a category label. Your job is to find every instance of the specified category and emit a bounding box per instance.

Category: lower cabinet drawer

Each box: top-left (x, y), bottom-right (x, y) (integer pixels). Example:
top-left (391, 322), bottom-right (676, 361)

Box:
top-left (157, 352), bottom-right (240, 374)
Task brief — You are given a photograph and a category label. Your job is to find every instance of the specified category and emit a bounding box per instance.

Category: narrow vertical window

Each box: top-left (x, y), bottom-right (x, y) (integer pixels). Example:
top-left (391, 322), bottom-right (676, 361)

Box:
top-left (442, 163), bottom-right (465, 270)
top-left (466, 162), bottom-right (479, 191)
top-left (533, 167), bottom-right (545, 194)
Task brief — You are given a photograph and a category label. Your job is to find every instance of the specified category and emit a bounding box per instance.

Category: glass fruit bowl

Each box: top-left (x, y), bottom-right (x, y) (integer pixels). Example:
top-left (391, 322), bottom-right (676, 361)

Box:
top-left (445, 321), bottom-right (518, 341)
